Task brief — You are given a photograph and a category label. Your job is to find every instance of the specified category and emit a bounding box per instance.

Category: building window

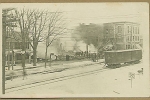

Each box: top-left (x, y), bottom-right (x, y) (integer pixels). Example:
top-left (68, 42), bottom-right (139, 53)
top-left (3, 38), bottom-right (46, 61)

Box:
top-left (135, 27), bottom-right (137, 34)
top-left (118, 26), bottom-right (122, 33)
top-left (126, 45), bottom-right (128, 49)
top-left (130, 26), bottom-right (132, 33)
top-left (128, 26), bottom-right (130, 33)
top-left (133, 36), bottom-right (134, 41)
top-left (128, 45), bottom-right (130, 49)
top-left (133, 45), bottom-right (134, 49)
top-left (138, 27), bottom-right (139, 34)
top-left (135, 36), bottom-right (136, 41)
top-left (128, 36), bottom-right (129, 41)
top-left (133, 27), bottom-right (134, 34)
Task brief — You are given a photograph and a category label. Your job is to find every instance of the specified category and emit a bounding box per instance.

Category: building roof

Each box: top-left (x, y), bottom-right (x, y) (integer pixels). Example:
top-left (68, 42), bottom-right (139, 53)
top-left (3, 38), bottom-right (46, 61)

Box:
top-left (103, 21), bottom-right (140, 25)
top-left (104, 49), bottom-right (141, 52)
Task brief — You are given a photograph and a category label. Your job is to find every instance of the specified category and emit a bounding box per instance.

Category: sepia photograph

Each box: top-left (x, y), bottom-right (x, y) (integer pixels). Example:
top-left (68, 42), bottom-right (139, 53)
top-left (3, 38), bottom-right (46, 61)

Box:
top-left (0, 3), bottom-right (149, 98)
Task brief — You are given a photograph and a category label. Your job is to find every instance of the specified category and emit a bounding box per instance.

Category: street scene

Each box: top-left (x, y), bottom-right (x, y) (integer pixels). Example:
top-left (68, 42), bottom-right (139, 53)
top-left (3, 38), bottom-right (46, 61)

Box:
top-left (1, 3), bottom-right (149, 97)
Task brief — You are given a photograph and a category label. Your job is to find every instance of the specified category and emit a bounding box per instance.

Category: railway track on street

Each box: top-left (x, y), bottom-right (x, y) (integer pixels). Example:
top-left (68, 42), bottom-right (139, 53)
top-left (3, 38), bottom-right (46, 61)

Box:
top-left (6, 66), bottom-right (110, 93)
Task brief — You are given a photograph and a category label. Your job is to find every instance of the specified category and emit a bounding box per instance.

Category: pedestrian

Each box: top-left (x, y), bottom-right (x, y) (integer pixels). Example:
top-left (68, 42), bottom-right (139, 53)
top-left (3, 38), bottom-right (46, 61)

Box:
top-left (23, 69), bottom-right (27, 80)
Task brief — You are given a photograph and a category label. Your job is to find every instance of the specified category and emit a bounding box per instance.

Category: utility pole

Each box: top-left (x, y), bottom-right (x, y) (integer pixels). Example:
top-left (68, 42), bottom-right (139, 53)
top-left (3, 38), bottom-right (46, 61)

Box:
top-left (2, 9), bottom-right (6, 94)
top-left (2, 8), bottom-right (17, 94)
top-left (11, 27), bottom-right (14, 70)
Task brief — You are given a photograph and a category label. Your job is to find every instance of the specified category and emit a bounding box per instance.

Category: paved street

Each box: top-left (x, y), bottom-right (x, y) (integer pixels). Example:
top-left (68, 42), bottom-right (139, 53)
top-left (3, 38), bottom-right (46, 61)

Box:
top-left (3, 61), bottom-right (149, 97)
top-left (5, 59), bottom-right (102, 91)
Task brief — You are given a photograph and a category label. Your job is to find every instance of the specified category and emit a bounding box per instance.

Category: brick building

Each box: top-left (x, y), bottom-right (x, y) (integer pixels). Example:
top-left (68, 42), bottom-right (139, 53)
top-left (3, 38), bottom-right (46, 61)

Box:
top-left (103, 22), bottom-right (142, 50)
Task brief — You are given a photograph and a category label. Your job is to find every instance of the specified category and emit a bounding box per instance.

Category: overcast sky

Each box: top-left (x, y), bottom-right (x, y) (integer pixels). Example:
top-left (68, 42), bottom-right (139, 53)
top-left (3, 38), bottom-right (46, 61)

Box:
top-left (1, 3), bottom-right (148, 28)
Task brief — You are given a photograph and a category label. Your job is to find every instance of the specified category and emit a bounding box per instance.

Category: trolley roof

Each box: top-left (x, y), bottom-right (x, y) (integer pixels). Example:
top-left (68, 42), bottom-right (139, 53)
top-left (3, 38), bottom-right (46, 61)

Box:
top-left (104, 49), bottom-right (142, 53)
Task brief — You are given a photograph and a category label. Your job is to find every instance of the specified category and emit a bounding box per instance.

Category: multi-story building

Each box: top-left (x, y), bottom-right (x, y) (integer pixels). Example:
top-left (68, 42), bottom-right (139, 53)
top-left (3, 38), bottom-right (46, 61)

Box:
top-left (103, 22), bottom-right (142, 50)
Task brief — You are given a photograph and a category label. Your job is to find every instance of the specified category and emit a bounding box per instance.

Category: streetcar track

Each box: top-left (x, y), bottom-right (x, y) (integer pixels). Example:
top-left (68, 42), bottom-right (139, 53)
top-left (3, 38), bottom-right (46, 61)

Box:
top-left (6, 62), bottom-right (137, 93)
top-left (5, 62), bottom-right (100, 80)
top-left (5, 62), bottom-right (100, 89)
top-left (6, 67), bottom-right (110, 93)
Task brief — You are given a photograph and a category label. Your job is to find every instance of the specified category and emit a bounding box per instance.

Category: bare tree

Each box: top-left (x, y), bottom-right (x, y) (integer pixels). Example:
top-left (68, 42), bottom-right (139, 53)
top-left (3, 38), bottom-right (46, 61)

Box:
top-left (43, 11), bottom-right (66, 68)
top-left (15, 9), bottom-right (50, 67)
top-left (14, 8), bottom-right (34, 76)
top-left (14, 8), bottom-right (66, 68)
top-left (27, 10), bottom-right (49, 66)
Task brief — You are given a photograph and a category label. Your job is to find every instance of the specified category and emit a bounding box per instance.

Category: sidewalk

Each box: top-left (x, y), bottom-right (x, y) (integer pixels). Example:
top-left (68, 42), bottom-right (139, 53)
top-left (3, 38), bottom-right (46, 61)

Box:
top-left (5, 59), bottom-right (97, 77)
top-left (6, 59), bottom-right (91, 71)
top-left (5, 59), bottom-right (104, 91)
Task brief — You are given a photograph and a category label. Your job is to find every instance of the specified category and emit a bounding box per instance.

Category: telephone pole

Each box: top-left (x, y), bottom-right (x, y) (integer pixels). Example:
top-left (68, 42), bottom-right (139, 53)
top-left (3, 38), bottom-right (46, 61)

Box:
top-left (2, 8), bottom-right (17, 94)
top-left (2, 9), bottom-right (6, 94)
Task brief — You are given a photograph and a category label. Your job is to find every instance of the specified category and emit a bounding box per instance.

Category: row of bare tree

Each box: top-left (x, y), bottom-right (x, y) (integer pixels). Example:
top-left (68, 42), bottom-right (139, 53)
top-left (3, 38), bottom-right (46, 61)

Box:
top-left (8, 8), bottom-right (66, 69)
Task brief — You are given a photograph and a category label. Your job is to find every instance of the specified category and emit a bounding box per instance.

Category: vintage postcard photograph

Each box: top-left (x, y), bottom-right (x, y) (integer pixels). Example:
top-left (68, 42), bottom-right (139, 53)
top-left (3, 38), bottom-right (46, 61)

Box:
top-left (0, 3), bottom-right (149, 98)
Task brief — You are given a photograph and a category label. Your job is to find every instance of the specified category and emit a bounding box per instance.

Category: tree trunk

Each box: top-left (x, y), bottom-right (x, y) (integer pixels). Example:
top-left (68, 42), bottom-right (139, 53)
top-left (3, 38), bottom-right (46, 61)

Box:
top-left (11, 42), bottom-right (14, 70)
top-left (33, 47), bottom-right (37, 66)
top-left (21, 31), bottom-right (26, 78)
top-left (8, 42), bottom-right (10, 70)
top-left (11, 51), bottom-right (14, 70)
top-left (86, 44), bottom-right (88, 58)
top-left (49, 54), bottom-right (51, 67)
top-left (45, 46), bottom-right (48, 68)
top-left (22, 53), bottom-right (25, 68)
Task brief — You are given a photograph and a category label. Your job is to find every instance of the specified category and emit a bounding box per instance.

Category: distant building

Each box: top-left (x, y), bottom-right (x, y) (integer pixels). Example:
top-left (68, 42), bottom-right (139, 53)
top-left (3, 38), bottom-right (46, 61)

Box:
top-left (5, 31), bottom-right (32, 66)
top-left (103, 22), bottom-right (142, 50)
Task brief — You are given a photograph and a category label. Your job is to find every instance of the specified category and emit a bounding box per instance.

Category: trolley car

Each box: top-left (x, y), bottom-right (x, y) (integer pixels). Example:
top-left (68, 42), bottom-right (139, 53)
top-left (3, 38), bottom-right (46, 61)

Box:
top-left (104, 49), bottom-right (142, 68)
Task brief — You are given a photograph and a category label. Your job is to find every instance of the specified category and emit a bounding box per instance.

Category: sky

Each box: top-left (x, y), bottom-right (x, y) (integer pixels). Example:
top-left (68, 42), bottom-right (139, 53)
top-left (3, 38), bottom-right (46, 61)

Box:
top-left (1, 3), bottom-right (148, 28)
